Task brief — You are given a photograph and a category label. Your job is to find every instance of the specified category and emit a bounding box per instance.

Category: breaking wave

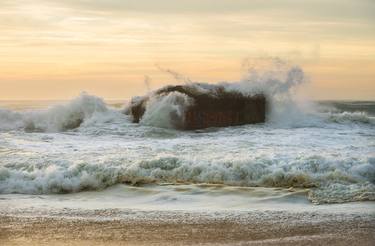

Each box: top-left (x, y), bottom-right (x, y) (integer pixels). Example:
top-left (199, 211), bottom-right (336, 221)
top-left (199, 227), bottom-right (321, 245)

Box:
top-left (0, 93), bottom-right (117, 132)
top-left (128, 58), bottom-right (374, 129)
top-left (140, 91), bottom-right (194, 128)
top-left (1, 94), bottom-right (372, 134)
top-left (0, 154), bottom-right (374, 204)
top-left (325, 111), bottom-right (374, 125)
top-left (1, 59), bottom-right (373, 132)
top-left (0, 58), bottom-right (373, 206)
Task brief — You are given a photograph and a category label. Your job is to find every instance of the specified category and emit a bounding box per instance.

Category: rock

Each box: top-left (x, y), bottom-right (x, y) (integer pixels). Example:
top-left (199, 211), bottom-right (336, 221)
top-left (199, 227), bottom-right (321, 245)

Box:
top-left (127, 83), bottom-right (267, 130)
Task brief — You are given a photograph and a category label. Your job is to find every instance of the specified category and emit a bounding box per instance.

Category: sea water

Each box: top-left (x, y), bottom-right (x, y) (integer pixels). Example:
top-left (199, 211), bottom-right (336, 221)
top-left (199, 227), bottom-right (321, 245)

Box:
top-left (0, 64), bottom-right (374, 213)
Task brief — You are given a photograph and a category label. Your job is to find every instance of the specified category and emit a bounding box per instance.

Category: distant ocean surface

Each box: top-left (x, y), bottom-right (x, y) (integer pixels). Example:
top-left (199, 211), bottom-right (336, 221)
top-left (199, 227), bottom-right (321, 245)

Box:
top-left (0, 96), bottom-right (374, 208)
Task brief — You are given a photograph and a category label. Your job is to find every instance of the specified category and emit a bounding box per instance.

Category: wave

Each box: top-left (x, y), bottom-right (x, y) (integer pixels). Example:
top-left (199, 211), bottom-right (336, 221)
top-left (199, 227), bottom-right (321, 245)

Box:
top-left (1, 95), bottom-right (372, 134)
top-left (0, 93), bottom-right (118, 132)
top-left (324, 111), bottom-right (375, 125)
top-left (1, 154), bottom-right (374, 204)
top-left (140, 91), bottom-right (194, 128)
top-left (129, 58), bottom-right (374, 129)
top-left (1, 59), bottom-right (374, 132)
top-left (128, 59), bottom-right (307, 129)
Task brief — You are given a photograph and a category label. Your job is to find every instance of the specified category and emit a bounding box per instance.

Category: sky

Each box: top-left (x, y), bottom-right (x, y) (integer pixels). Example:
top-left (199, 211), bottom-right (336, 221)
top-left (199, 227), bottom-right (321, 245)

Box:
top-left (0, 0), bottom-right (374, 100)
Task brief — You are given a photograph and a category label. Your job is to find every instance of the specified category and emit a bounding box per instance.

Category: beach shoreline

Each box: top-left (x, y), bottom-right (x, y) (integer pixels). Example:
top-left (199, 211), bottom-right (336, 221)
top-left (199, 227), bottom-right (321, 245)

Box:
top-left (1, 206), bottom-right (374, 246)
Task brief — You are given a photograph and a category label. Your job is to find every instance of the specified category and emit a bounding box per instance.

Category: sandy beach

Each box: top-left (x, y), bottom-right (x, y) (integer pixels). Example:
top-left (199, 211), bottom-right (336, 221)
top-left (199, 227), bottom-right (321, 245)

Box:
top-left (1, 205), bottom-right (374, 246)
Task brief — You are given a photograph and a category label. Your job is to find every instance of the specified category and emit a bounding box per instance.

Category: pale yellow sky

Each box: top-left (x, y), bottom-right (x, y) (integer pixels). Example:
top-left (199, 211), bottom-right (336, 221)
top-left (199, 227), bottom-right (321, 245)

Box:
top-left (0, 0), bottom-right (374, 100)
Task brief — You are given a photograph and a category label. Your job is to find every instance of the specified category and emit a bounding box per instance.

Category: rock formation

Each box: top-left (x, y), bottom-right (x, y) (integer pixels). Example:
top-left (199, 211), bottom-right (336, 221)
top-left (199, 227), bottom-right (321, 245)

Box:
top-left (127, 83), bottom-right (266, 130)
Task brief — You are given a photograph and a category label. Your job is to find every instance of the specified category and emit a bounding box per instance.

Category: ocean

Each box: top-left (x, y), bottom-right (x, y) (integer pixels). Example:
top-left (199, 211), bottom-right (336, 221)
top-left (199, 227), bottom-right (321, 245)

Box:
top-left (0, 63), bottom-right (374, 217)
top-left (0, 95), bottom-right (374, 210)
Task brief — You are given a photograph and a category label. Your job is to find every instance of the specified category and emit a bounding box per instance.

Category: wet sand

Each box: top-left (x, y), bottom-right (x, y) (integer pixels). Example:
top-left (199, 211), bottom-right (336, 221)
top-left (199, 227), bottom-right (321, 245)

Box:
top-left (1, 208), bottom-right (374, 246)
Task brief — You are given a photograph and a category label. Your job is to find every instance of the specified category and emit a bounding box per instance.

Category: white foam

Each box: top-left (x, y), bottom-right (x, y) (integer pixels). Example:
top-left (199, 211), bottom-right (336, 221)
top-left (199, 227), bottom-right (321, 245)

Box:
top-left (0, 59), bottom-right (374, 206)
top-left (326, 111), bottom-right (374, 125)
top-left (136, 59), bottom-right (374, 128)
top-left (140, 91), bottom-right (193, 128)
top-left (135, 58), bottom-right (320, 129)
top-left (1, 150), bottom-right (374, 204)
top-left (0, 93), bottom-right (113, 132)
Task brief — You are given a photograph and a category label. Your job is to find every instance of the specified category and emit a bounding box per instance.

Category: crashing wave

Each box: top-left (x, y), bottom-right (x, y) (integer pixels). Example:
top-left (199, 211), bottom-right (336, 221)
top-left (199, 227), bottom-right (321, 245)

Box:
top-left (140, 91), bottom-right (194, 129)
top-left (1, 58), bottom-right (373, 132)
top-left (1, 154), bottom-right (374, 204)
top-left (126, 60), bottom-right (304, 129)
top-left (0, 93), bottom-right (111, 132)
top-left (127, 84), bottom-right (266, 129)
top-left (325, 111), bottom-right (374, 125)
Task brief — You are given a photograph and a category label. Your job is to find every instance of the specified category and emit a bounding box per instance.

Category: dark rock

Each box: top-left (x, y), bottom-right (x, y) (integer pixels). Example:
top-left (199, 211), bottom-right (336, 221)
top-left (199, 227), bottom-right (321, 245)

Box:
top-left (127, 83), bottom-right (267, 130)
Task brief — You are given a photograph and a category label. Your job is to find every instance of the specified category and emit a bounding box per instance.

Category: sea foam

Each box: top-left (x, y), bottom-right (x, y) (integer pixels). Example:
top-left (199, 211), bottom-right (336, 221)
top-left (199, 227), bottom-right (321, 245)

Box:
top-left (1, 153), bottom-right (374, 204)
top-left (0, 59), bottom-right (374, 206)
top-left (0, 93), bottom-right (112, 132)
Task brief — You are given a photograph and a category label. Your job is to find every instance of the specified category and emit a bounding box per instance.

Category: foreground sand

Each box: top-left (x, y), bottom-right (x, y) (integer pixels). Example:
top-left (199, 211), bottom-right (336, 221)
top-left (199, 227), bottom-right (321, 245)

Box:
top-left (1, 208), bottom-right (374, 246)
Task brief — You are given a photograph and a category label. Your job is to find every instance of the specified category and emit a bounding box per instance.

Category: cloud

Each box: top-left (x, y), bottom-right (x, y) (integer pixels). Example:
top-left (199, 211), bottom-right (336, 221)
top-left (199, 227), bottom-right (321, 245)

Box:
top-left (53, 0), bottom-right (375, 22)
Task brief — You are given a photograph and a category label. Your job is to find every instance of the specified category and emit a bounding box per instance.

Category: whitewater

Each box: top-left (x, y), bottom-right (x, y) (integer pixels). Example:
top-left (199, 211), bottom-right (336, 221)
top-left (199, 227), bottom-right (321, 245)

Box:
top-left (0, 64), bottom-right (374, 206)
